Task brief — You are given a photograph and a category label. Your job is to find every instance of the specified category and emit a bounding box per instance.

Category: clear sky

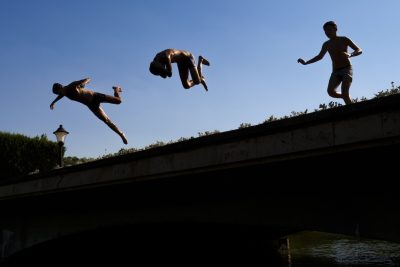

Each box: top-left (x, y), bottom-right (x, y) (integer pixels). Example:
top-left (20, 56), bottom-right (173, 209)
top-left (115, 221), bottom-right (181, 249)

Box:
top-left (1, 0), bottom-right (399, 158)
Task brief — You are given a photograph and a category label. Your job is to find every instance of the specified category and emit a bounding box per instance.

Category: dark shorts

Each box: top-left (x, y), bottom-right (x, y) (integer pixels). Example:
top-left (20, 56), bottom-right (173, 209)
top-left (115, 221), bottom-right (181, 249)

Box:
top-left (88, 93), bottom-right (106, 112)
top-left (330, 65), bottom-right (353, 82)
top-left (177, 54), bottom-right (196, 71)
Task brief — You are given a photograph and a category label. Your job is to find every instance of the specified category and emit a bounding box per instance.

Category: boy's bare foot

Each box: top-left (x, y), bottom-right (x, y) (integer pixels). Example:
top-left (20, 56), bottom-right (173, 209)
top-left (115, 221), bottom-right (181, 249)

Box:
top-left (112, 86), bottom-right (122, 97)
top-left (199, 56), bottom-right (210, 66)
top-left (112, 86), bottom-right (122, 93)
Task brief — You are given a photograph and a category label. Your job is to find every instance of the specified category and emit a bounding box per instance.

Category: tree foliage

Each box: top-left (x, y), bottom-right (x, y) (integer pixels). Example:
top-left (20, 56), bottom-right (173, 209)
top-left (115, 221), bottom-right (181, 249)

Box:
top-left (0, 132), bottom-right (61, 180)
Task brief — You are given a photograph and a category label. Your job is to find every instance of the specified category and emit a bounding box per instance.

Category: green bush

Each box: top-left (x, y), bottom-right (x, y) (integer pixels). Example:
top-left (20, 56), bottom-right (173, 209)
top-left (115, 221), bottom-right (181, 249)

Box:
top-left (0, 132), bottom-right (61, 179)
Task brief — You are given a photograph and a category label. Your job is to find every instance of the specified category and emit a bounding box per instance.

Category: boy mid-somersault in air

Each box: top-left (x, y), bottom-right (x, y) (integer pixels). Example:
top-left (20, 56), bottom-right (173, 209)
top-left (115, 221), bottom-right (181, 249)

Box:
top-left (149, 48), bottom-right (210, 91)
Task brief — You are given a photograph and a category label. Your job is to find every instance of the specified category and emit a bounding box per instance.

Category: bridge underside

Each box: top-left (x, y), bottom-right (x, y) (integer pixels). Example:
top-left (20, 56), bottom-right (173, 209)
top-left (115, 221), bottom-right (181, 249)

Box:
top-left (1, 136), bottom-right (399, 264)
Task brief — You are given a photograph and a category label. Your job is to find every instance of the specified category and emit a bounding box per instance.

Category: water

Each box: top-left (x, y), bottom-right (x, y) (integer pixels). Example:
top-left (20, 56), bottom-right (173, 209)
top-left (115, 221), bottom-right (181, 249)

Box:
top-left (289, 231), bottom-right (400, 267)
top-left (1, 229), bottom-right (399, 266)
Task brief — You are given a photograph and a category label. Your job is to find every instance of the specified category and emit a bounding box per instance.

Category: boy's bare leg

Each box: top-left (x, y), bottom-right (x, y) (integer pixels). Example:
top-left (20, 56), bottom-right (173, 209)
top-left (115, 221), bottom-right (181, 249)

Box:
top-left (197, 56), bottom-right (210, 77)
top-left (102, 86), bottom-right (122, 105)
top-left (200, 78), bottom-right (208, 91)
top-left (199, 56), bottom-right (210, 66)
top-left (119, 132), bottom-right (128, 145)
top-left (92, 107), bottom-right (128, 144)
top-left (102, 90), bottom-right (128, 143)
top-left (179, 67), bottom-right (194, 89)
top-left (341, 76), bottom-right (353, 105)
top-left (198, 56), bottom-right (210, 91)
top-left (327, 76), bottom-right (343, 99)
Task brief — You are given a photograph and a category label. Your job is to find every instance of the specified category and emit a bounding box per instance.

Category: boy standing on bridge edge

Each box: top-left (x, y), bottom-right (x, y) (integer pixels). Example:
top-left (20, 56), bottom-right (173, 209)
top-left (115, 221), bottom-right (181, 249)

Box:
top-left (298, 21), bottom-right (362, 105)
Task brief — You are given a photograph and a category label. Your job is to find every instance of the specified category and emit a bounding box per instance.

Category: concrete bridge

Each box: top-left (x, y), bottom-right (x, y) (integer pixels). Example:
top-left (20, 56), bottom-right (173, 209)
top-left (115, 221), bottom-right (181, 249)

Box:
top-left (1, 95), bottom-right (400, 265)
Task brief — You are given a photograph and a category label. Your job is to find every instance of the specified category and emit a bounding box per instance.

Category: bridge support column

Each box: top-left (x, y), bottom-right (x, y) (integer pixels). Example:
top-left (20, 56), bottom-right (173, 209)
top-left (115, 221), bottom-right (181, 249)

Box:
top-left (276, 238), bottom-right (291, 267)
top-left (233, 236), bottom-right (292, 265)
top-left (257, 237), bottom-right (291, 266)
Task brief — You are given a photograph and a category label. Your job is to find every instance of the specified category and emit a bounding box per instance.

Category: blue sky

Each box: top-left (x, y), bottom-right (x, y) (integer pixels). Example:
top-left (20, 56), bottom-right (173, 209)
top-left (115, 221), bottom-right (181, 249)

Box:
top-left (1, 0), bottom-right (399, 158)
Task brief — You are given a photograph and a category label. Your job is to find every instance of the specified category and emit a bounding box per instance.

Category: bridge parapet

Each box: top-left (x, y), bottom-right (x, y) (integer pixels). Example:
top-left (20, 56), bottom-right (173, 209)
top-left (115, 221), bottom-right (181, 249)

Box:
top-left (1, 94), bottom-right (400, 199)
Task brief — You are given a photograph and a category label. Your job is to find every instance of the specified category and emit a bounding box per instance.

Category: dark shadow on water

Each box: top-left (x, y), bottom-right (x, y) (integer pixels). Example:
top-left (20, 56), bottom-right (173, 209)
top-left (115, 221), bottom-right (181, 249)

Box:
top-left (1, 223), bottom-right (286, 267)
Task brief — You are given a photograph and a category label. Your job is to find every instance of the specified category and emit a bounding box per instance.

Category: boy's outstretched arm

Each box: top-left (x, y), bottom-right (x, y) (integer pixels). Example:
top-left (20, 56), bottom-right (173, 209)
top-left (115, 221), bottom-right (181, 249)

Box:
top-left (75, 77), bottom-right (91, 88)
top-left (298, 43), bottom-right (328, 65)
top-left (68, 78), bottom-right (91, 89)
top-left (50, 95), bottom-right (64, 110)
top-left (79, 77), bottom-right (91, 84)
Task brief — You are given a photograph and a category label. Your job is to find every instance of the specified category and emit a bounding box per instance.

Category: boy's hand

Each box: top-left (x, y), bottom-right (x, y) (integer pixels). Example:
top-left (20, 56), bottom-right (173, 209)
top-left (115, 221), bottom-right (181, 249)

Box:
top-left (297, 58), bottom-right (306, 65)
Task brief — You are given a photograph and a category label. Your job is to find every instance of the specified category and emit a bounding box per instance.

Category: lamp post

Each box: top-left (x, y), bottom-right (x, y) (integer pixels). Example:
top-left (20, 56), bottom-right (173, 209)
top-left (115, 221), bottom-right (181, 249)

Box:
top-left (53, 125), bottom-right (69, 167)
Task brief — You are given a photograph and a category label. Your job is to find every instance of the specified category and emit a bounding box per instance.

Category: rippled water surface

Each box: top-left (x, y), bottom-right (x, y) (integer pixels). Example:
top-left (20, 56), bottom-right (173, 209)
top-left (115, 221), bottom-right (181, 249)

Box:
top-left (289, 232), bottom-right (400, 266)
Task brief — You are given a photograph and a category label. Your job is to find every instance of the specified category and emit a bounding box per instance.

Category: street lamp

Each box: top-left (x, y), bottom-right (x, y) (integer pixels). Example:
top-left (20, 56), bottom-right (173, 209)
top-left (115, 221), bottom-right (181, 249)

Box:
top-left (53, 125), bottom-right (69, 167)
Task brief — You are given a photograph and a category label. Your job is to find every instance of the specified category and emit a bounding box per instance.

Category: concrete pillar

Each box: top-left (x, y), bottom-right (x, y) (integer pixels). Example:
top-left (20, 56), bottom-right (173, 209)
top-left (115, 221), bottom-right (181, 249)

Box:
top-left (277, 238), bottom-right (291, 267)
top-left (0, 229), bottom-right (15, 259)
